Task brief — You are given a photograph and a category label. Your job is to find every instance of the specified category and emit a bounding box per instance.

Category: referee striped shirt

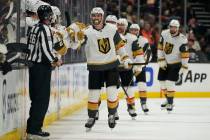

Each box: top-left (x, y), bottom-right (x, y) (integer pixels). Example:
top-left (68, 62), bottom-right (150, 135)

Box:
top-left (27, 23), bottom-right (58, 64)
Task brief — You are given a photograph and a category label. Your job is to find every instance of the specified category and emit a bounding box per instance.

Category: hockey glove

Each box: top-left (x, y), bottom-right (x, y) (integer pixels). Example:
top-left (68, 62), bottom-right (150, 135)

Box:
top-left (158, 60), bottom-right (167, 70)
top-left (123, 58), bottom-right (132, 69)
top-left (179, 65), bottom-right (188, 75)
top-left (77, 30), bottom-right (85, 41)
top-left (0, 44), bottom-right (8, 54)
top-left (1, 61), bottom-right (12, 75)
top-left (133, 65), bottom-right (142, 76)
top-left (0, 53), bottom-right (6, 63)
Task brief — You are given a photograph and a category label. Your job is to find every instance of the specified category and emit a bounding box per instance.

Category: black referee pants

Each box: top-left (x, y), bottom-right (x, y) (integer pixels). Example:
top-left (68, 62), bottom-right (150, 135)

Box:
top-left (27, 63), bottom-right (52, 134)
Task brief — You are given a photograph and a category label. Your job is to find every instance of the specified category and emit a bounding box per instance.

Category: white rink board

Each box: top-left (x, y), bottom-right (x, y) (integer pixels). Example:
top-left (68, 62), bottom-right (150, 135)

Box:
top-left (0, 63), bottom-right (89, 138)
top-left (0, 69), bottom-right (26, 136)
top-left (145, 63), bottom-right (210, 92)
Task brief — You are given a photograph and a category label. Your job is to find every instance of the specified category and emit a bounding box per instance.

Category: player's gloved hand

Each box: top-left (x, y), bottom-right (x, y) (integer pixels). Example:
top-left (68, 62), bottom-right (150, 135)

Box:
top-left (133, 65), bottom-right (142, 76)
top-left (0, 44), bottom-right (8, 54)
top-left (1, 61), bottom-right (12, 75)
top-left (66, 27), bottom-right (75, 41)
top-left (123, 58), bottom-right (132, 69)
top-left (77, 30), bottom-right (85, 41)
top-left (179, 65), bottom-right (188, 75)
top-left (0, 53), bottom-right (6, 63)
top-left (158, 60), bottom-right (167, 70)
top-left (0, 44), bottom-right (7, 64)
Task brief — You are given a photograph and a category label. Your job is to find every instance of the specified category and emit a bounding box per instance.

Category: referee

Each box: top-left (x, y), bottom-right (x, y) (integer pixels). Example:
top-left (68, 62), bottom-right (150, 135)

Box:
top-left (26, 5), bottom-right (62, 140)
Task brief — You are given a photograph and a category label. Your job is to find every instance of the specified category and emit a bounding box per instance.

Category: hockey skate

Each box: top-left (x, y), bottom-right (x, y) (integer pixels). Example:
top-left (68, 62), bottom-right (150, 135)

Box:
top-left (108, 115), bottom-right (116, 129)
top-left (161, 100), bottom-right (168, 110)
top-left (166, 104), bottom-right (174, 113)
top-left (95, 111), bottom-right (99, 120)
top-left (114, 111), bottom-right (119, 120)
top-left (127, 108), bottom-right (137, 120)
top-left (26, 131), bottom-right (50, 140)
top-left (85, 118), bottom-right (96, 132)
top-left (141, 104), bottom-right (149, 115)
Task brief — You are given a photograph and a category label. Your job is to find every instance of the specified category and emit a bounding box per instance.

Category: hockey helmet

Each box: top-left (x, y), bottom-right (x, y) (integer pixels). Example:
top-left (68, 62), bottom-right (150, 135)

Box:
top-left (37, 5), bottom-right (53, 22)
top-left (169, 19), bottom-right (180, 36)
top-left (117, 18), bottom-right (128, 34)
top-left (51, 6), bottom-right (61, 16)
top-left (26, 0), bottom-right (49, 13)
top-left (118, 18), bottom-right (128, 28)
top-left (129, 23), bottom-right (140, 36)
top-left (105, 15), bottom-right (117, 24)
top-left (51, 6), bottom-right (61, 24)
top-left (90, 7), bottom-right (104, 25)
top-left (169, 19), bottom-right (180, 28)
top-left (91, 7), bottom-right (104, 16)
top-left (130, 24), bottom-right (140, 30)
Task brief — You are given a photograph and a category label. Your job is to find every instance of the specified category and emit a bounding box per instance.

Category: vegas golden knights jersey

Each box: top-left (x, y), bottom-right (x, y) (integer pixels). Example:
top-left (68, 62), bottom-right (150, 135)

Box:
top-left (158, 29), bottom-right (189, 66)
top-left (124, 33), bottom-right (144, 63)
top-left (84, 24), bottom-right (127, 70)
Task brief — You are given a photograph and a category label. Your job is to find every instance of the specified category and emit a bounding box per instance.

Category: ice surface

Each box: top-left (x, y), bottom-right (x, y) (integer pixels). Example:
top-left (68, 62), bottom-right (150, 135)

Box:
top-left (46, 98), bottom-right (210, 140)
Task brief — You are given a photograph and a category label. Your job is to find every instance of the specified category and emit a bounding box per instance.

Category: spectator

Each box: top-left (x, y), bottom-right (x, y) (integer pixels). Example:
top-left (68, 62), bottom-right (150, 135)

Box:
top-left (141, 22), bottom-right (156, 61)
top-left (187, 31), bottom-right (201, 51)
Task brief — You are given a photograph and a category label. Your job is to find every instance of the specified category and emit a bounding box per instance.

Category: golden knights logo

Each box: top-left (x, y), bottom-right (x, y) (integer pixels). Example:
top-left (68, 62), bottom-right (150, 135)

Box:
top-left (97, 38), bottom-right (111, 54)
top-left (164, 42), bottom-right (174, 54)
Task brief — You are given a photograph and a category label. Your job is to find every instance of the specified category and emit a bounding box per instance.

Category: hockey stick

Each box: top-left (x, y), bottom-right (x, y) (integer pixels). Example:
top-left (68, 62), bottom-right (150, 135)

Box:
top-left (118, 49), bottom-right (151, 68)
top-left (65, 11), bottom-right (71, 27)
top-left (129, 48), bottom-right (152, 66)
top-left (119, 49), bottom-right (152, 97)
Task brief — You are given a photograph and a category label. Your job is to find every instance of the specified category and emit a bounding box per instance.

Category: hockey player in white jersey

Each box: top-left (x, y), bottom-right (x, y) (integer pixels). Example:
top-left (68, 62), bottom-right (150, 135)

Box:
top-left (50, 6), bottom-right (70, 57)
top-left (95, 14), bottom-right (119, 121)
top-left (157, 19), bottom-right (189, 113)
top-left (132, 24), bottom-right (151, 114)
top-left (70, 7), bottom-right (132, 130)
top-left (118, 21), bottom-right (145, 118)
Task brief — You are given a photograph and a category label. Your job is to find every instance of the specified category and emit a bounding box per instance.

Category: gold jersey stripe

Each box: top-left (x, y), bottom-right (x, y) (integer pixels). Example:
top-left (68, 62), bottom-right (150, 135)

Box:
top-left (158, 43), bottom-right (163, 50)
top-left (115, 40), bottom-right (126, 50)
top-left (133, 49), bottom-right (144, 57)
top-left (181, 52), bottom-right (190, 58)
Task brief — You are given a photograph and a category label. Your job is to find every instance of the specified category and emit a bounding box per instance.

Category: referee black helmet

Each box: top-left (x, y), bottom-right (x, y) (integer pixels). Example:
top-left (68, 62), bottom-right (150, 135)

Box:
top-left (37, 5), bottom-right (53, 22)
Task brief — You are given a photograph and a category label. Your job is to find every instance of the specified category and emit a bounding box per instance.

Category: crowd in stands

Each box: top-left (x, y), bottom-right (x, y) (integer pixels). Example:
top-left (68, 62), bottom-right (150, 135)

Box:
top-left (104, 0), bottom-right (210, 63)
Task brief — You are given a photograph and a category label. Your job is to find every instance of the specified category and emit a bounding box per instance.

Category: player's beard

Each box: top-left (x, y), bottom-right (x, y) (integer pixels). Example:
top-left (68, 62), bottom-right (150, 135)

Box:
top-left (117, 27), bottom-right (125, 34)
top-left (170, 30), bottom-right (178, 36)
top-left (92, 19), bottom-right (101, 25)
